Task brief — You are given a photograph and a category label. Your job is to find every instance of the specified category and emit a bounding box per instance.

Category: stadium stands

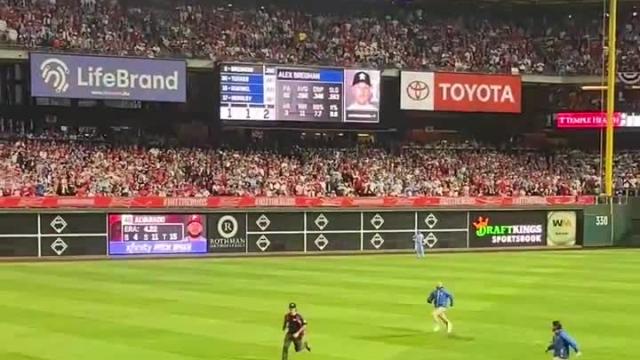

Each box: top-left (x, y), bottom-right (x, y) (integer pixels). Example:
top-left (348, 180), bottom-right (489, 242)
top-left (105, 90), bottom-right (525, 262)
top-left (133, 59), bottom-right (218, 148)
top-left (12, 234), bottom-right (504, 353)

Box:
top-left (0, 0), bottom-right (639, 74)
top-left (0, 1), bottom-right (637, 199)
top-left (0, 134), bottom-right (638, 197)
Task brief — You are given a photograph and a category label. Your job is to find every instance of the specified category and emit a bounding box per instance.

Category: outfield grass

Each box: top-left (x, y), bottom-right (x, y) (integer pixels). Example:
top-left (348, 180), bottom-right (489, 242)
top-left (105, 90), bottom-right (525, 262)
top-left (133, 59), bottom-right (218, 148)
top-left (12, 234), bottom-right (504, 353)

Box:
top-left (0, 250), bottom-right (637, 360)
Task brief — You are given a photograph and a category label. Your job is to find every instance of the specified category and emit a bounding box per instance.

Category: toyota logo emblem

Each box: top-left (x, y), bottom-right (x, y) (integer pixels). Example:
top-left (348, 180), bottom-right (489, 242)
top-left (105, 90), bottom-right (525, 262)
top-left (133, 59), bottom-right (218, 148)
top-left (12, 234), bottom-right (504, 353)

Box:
top-left (406, 80), bottom-right (430, 101)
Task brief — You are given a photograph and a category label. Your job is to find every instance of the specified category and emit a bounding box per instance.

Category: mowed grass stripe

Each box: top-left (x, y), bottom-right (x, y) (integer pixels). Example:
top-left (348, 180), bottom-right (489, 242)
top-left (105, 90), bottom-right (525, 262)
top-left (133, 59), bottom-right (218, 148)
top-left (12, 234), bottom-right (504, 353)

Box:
top-left (1, 256), bottom-right (636, 318)
top-left (0, 278), bottom-right (433, 355)
top-left (0, 299), bottom-right (413, 360)
top-left (7, 254), bottom-right (636, 299)
top-left (50, 250), bottom-right (640, 282)
top-left (0, 303), bottom-right (295, 359)
top-left (0, 322), bottom-right (230, 360)
top-left (7, 250), bottom-right (635, 286)
top-left (0, 255), bottom-right (634, 322)
top-left (0, 264), bottom-right (511, 310)
top-left (0, 264), bottom-right (577, 328)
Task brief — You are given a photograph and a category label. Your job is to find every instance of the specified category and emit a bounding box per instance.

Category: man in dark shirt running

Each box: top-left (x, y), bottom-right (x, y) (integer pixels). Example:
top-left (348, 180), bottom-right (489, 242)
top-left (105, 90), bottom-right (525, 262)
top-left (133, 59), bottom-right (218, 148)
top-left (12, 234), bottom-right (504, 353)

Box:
top-left (282, 303), bottom-right (311, 360)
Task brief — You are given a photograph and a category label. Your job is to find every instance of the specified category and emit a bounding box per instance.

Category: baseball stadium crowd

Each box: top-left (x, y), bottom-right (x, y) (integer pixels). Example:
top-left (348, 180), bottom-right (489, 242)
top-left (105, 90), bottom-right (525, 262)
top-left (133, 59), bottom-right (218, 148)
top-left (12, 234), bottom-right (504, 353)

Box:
top-left (0, 0), bottom-right (639, 74)
top-left (0, 130), bottom-right (638, 197)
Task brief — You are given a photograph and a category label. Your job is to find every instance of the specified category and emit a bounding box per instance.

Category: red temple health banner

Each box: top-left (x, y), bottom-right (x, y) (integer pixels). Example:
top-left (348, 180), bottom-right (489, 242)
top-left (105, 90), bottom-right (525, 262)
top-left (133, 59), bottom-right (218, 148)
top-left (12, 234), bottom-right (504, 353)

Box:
top-left (0, 196), bottom-right (596, 209)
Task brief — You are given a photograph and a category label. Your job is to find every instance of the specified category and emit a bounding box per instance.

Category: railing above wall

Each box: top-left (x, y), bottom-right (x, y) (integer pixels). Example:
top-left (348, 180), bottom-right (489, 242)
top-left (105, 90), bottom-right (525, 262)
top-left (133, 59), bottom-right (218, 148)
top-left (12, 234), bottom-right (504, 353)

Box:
top-left (0, 196), bottom-right (596, 209)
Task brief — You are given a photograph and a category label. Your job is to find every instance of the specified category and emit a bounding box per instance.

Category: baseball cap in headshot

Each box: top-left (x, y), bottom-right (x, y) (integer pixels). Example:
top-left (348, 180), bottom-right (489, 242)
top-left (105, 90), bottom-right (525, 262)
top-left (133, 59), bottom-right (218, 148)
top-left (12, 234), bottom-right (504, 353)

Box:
top-left (352, 71), bottom-right (371, 86)
top-left (187, 214), bottom-right (202, 224)
top-left (289, 302), bottom-right (297, 309)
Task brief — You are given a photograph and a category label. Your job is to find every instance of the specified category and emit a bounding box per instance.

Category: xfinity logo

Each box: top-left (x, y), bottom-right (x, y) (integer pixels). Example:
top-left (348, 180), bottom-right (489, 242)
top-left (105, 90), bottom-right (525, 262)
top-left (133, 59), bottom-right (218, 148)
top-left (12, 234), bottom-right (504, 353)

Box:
top-left (40, 58), bottom-right (70, 93)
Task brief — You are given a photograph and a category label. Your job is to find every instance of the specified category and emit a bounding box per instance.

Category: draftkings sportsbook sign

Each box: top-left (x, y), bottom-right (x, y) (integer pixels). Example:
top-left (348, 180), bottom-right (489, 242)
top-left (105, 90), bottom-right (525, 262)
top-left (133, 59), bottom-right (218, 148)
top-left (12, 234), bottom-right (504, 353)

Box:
top-left (469, 211), bottom-right (547, 248)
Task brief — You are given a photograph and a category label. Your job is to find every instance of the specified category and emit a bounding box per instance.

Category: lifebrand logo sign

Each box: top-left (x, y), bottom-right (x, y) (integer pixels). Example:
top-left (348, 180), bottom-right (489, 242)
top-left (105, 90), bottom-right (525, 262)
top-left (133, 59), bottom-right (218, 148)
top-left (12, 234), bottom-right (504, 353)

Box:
top-left (400, 71), bottom-right (521, 113)
top-left (30, 53), bottom-right (186, 102)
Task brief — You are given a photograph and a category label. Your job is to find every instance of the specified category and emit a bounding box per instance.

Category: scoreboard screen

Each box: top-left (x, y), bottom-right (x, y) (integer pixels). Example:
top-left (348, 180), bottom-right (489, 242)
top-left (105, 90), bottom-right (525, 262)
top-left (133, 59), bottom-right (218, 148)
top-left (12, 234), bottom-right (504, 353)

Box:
top-left (220, 63), bottom-right (380, 123)
top-left (108, 214), bottom-right (208, 255)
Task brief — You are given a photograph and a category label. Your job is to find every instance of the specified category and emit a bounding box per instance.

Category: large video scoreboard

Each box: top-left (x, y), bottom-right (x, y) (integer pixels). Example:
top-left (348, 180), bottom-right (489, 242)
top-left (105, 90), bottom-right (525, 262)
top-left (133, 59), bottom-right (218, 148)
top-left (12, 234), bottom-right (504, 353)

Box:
top-left (220, 63), bottom-right (380, 123)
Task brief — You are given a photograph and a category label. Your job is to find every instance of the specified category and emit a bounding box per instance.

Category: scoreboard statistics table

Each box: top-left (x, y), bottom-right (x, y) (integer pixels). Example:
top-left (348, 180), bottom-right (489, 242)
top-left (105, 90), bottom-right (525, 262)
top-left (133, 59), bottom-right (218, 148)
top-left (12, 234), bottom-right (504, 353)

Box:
top-left (108, 214), bottom-right (208, 255)
top-left (220, 63), bottom-right (380, 123)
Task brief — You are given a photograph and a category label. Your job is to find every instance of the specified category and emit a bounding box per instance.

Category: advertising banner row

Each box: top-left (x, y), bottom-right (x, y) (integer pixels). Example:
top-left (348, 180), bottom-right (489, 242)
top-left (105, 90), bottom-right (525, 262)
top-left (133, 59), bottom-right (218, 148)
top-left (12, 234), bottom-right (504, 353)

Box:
top-left (28, 53), bottom-right (527, 115)
top-left (0, 195), bottom-right (595, 209)
top-left (0, 210), bottom-right (580, 258)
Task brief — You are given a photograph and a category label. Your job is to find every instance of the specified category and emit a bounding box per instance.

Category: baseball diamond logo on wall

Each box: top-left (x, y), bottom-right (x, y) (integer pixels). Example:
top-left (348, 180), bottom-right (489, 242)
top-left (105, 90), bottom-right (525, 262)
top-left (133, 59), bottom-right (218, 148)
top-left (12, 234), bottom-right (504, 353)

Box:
top-left (256, 235), bottom-right (271, 251)
top-left (50, 215), bottom-right (68, 233)
top-left (256, 215), bottom-right (271, 231)
top-left (314, 214), bottom-right (329, 230)
top-left (370, 233), bottom-right (384, 249)
top-left (40, 58), bottom-right (70, 93)
top-left (424, 233), bottom-right (438, 248)
top-left (50, 238), bottom-right (68, 255)
top-left (370, 214), bottom-right (385, 230)
top-left (314, 235), bottom-right (329, 250)
top-left (406, 80), bottom-right (430, 101)
top-left (424, 213), bottom-right (438, 229)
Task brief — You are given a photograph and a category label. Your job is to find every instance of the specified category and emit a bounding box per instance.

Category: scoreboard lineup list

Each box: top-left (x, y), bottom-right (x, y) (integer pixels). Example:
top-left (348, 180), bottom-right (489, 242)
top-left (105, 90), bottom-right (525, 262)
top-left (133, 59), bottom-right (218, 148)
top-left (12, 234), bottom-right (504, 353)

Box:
top-left (220, 64), bottom-right (377, 123)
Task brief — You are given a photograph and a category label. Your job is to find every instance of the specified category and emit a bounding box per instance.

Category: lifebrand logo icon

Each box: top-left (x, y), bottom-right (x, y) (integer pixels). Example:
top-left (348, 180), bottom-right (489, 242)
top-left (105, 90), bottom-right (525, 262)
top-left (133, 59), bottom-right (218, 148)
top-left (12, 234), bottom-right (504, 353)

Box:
top-left (40, 58), bottom-right (70, 93)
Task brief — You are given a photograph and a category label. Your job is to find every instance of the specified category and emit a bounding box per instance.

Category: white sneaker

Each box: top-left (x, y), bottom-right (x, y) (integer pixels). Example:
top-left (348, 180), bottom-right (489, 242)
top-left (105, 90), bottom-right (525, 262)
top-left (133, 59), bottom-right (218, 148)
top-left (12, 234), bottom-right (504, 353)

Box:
top-left (433, 325), bottom-right (441, 332)
top-left (447, 323), bottom-right (453, 334)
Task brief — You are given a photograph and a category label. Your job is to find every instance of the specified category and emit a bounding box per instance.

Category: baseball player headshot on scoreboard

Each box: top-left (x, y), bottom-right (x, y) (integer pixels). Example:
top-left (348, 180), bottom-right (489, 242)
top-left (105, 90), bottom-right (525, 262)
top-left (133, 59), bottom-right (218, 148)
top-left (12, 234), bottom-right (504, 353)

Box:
top-left (346, 71), bottom-right (379, 111)
top-left (183, 215), bottom-right (207, 242)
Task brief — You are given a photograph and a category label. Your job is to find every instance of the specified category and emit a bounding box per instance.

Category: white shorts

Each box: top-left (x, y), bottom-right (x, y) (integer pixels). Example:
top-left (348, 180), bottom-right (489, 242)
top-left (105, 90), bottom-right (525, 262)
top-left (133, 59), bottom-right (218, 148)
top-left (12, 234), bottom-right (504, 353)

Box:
top-left (433, 307), bottom-right (447, 316)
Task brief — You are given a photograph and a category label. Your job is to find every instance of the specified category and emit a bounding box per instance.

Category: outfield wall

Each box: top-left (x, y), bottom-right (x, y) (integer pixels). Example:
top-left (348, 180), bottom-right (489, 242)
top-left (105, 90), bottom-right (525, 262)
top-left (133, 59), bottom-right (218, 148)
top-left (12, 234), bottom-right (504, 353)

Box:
top-left (0, 208), bottom-right (589, 258)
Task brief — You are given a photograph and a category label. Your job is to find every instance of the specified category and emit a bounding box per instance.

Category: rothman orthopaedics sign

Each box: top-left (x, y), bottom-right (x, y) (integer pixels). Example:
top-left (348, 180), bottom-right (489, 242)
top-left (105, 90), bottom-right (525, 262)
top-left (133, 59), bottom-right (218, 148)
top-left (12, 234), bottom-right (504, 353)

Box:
top-left (30, 53), bottom-right (186, 102)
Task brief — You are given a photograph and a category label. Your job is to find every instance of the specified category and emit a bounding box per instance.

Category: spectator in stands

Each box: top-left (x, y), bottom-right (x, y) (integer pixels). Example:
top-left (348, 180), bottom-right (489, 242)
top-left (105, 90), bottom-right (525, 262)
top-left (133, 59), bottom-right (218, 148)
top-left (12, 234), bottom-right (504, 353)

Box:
top-left (0, 0), bottom-right (638, 75)
top-left (0, 128), bottom-right (638, 197)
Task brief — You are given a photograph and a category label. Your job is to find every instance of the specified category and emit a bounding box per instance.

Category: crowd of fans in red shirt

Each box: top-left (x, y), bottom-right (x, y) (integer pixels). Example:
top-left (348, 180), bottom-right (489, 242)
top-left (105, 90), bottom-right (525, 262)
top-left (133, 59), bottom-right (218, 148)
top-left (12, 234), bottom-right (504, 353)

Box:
top-left (0, 0), bottom-right (639, 74)
top-left (1, 137), bottom-right (638, 197)
top-left (0, 1), bottom-right (639, 198)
